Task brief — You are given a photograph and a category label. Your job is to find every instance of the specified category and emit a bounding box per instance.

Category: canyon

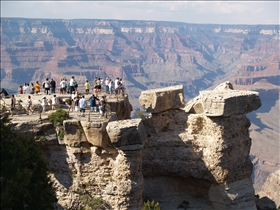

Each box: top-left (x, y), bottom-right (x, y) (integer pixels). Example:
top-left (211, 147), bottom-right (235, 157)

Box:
top-left (0, 18), bottom-right (279, 196)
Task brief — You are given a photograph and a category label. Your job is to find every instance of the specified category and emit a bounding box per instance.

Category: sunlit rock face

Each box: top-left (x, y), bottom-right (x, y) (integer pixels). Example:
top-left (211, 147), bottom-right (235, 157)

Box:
top-left (8, 82), bottom-right (271, 209)
top-left (141, 82), bottom-right (261, 210)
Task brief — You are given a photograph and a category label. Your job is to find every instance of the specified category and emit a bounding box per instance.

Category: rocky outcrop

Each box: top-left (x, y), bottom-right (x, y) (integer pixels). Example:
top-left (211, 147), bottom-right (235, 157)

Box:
top-left (185, 81), bottom-right (261, 117)
top-left (8, 82), bottom-right (272, 209)
top-left (142, 82), bottom-right (261, 209)
top-left (106, 119), bottom-right (146, 151)
top-left (139, 85), bottom-right (184, 113)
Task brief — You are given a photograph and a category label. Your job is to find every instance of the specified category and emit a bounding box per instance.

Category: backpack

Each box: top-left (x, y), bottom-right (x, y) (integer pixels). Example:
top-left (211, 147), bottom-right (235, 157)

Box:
top-left (43, 82), bottom-right (45, 88)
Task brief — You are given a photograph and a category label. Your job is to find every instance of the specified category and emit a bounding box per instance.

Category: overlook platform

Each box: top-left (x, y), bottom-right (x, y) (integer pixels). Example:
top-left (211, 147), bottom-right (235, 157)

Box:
top-left (0, 89), bottom-right (127, 122)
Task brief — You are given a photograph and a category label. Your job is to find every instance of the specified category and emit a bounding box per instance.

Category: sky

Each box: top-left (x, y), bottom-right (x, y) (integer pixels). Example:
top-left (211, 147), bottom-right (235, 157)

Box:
top-left (1, 1), bottom-right (279, 25)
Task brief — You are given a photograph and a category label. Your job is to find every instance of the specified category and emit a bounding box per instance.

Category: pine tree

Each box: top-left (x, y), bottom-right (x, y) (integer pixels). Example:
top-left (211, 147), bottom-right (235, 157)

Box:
top-left (1, 116), bottom-right (56, 209)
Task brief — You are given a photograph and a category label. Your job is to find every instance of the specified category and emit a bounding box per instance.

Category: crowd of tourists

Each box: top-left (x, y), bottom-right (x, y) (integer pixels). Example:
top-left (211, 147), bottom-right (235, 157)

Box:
top-left (17, 76), bottom-right (125, 98)
top-left (10, 76), bottom-right (126, 118)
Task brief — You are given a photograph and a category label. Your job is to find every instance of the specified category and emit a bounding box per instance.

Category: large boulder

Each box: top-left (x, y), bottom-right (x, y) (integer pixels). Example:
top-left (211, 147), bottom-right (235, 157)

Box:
top-left (63, 120), bottom-right (87, 146)
top-left (80, 121), bottom-right (109, 148)
top-left (185, 82), bottom-right (261, 116)
top-left (139, 85), bottom-right (184, 113)
top-left (106, 119), bottom-right (146, 151)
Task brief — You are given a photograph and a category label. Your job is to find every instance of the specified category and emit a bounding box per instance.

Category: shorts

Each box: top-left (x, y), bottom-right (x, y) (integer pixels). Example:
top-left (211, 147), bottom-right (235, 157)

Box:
top-left (10, 107), bottom-right (14, 111)
top-left (80, 108), bottom-right (85, 113)
top-left (75, 106), bottom-right (80, 111)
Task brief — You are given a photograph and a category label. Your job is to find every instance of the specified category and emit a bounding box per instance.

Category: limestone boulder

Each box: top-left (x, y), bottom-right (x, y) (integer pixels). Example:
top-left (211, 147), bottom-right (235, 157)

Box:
top-left (139, 85), bottom-right (184, 113)
top-left (106, 119), bottom-right (146, 151)
top-left (80, 121), bottom-right (109, 148)
top-left (11, 119), bottom-right (58, 144)
top-left (63, 120), bottom-right (87, 146)
top-left (185, 82), bottom-right (261, 116)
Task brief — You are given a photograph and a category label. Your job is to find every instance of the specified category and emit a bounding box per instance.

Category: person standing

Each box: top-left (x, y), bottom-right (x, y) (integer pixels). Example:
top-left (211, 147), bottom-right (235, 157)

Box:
top-left (114, 77), bottom-right (120, 100)
top-left (69, 76), bottom-right (75, 94)
top-left (18, 86), bottom-right (23, 94)
top-left (108, 79), bottom-right (113, 98)
top-left (43, 78), bottom-right (50, 95)
top-left (60, 78), bottom-right (66, 94)
top-left (30, 83), bottom-right (35, 94)
top-left (26, 95), bottom-right (33, 115)
top-left (25, 84), bottom-right (30, 94)
top-left (42, 96), bottom-right (48, 113)
top-left (51, 95), bottom-right (58, 110)
top-left (10, 95), bottom-right (16, 116)
top-left (84, 80), bottom-right (90, 95)
top-left (79, 95), bottom-right (87, 117)
top-left (50, 79), bottom-right (56, 94)
top-left (74, 96), bottom-right (80, 114)
top-left (105, 78), bottom-right (109, 93)
top-left (35, 81), bottom-right (40, 94)
top-left (23, 83), bottom-right (27, 94)
top-left (89, 94), bottom-right (99, 112)
top-left (97, 78), bottom-right (102, 94)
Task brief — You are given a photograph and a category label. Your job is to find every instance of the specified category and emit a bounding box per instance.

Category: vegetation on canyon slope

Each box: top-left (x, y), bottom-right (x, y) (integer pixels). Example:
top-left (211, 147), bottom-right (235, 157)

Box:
top-left (0, 116), bottom-right (56, 209)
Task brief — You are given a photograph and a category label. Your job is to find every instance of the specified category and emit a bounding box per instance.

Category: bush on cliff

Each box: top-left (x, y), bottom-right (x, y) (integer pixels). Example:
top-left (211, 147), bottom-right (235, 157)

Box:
top-left (48, 108), bottom-right (68, 126)
top-left (0, 116), bottom-right (56, 209)
top-left (143, 199), bottom-right (160, 210)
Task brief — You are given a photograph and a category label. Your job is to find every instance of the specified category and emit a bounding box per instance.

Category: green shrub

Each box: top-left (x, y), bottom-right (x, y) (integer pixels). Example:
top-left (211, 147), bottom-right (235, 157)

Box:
top-left (58, 131), bottom-right (65, 139)
top-left (143, 199), bottom-right (160, 210)
top-left (1, 116), bottom-right (56, 209)
top-left (134, 110), bottom-right (146, 119)
top-left (48, 108), bottom-right (68, 126)
top-left (80, 195), bottom-right (103, 210)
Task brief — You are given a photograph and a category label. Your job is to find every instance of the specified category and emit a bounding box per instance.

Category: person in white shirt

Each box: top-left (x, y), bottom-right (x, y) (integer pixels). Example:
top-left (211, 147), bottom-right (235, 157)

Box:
top-left (43, 78), bottom-right (50, 95)
top-left (23, 83), bottom-right (27, 94)
top-left (60, 78), bottom-right (66, 94)
top-left (105, 78), bottom-right (109, 93)
top-left (79, 95), bottom-right (87, 117)
top-left (41, 96), bottom-right (48, 113)
top-left (51, 95), bottom-right (58, 110)
top-left (69, 76), bottom-right (75, 94)
top-left (25, 84), bottom-right (30, 94)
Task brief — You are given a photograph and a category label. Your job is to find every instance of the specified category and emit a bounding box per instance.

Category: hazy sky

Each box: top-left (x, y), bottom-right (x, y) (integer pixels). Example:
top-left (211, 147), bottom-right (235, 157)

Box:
top-left (1, 1), bottom-right (279, 25)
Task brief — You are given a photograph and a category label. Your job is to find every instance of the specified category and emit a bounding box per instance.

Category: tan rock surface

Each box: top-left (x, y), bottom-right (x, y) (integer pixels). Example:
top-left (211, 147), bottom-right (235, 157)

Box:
top-left (106, 119), bottom-right (146, 151)
top-left (139, 85), bottom-right (184, 113)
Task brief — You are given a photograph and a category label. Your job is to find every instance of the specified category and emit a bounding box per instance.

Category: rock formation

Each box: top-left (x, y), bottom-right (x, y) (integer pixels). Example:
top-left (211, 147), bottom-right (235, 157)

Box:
top-left (141, 82), bottom-right (261, 209)
top-left (7, 82), bottom-right (277, 209)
